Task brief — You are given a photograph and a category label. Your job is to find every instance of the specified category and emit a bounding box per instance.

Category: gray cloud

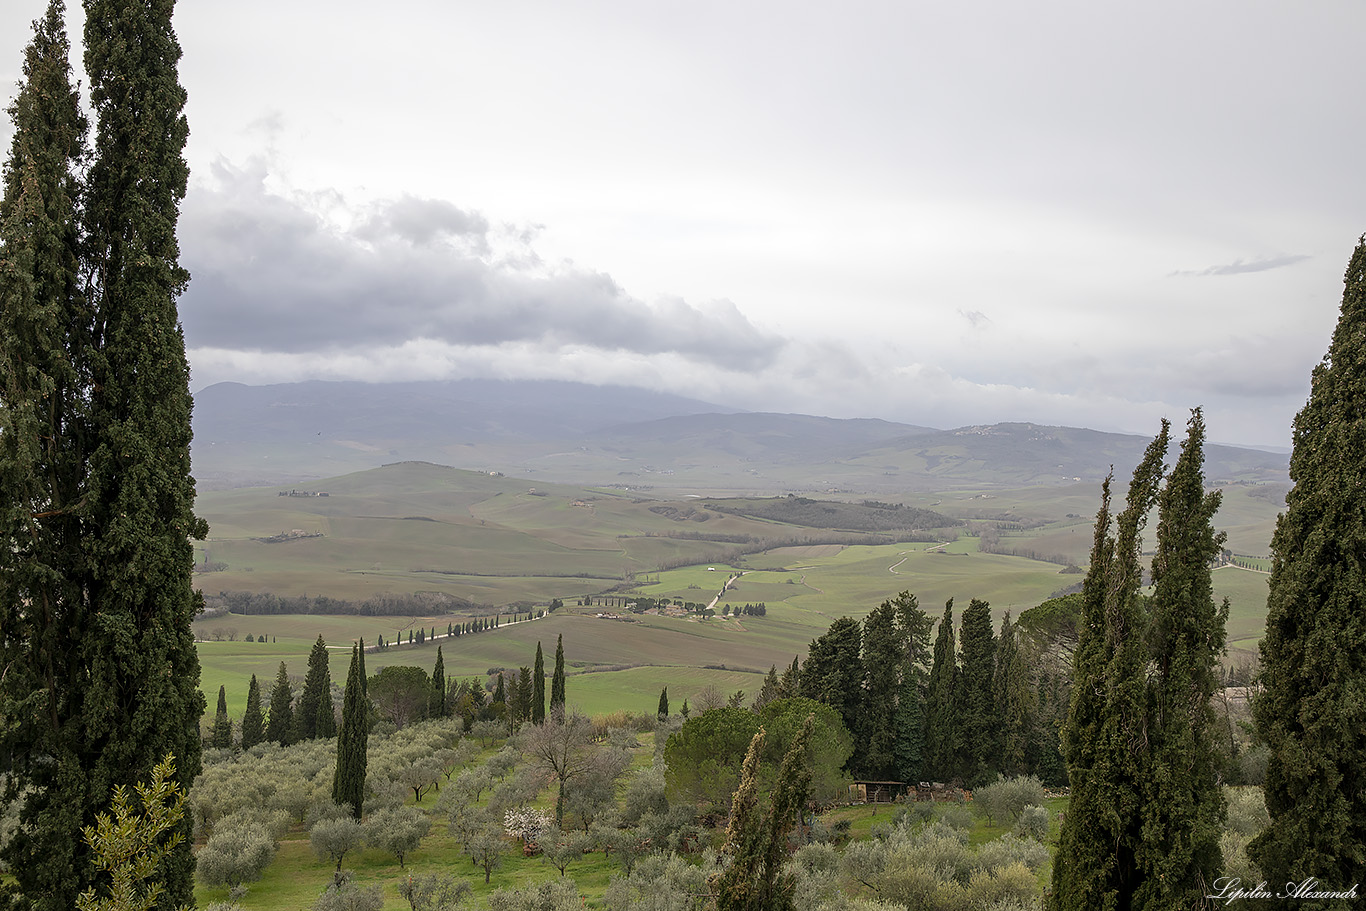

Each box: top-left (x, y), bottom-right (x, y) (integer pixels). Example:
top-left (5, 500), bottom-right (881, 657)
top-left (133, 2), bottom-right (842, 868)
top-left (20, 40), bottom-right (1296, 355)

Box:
top-left (179, 160), bottom-right (785, 367)
top-left (1169, 253), bottom-right (1312, 278)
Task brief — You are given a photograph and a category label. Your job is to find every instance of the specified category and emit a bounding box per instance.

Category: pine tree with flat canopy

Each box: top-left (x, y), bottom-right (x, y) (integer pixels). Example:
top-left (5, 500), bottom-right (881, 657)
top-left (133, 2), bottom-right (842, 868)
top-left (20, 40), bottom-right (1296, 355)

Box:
top-left (0, 1), bottom-right (205, 905)
top-left (1252, 236), bottom-right (1366, 895)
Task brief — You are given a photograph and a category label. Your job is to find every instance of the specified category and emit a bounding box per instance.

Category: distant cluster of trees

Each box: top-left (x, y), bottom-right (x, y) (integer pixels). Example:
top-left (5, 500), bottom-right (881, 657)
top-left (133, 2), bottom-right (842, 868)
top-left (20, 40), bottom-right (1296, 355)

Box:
top-left (204, 589), bottom-right (487, 617)
top-left (751, 591), bottom-right (1069, 793)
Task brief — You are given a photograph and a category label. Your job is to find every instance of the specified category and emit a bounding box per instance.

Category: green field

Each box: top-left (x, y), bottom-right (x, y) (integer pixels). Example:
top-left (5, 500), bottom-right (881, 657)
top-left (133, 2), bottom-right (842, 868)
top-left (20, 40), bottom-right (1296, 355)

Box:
top-left (191, 464), bottom-right (1282, 722)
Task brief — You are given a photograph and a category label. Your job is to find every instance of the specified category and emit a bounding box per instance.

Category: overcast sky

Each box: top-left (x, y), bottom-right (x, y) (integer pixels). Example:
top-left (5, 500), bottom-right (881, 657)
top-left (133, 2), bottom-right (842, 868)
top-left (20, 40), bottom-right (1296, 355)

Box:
top-left (4, 1), bottom-right (1363, 448)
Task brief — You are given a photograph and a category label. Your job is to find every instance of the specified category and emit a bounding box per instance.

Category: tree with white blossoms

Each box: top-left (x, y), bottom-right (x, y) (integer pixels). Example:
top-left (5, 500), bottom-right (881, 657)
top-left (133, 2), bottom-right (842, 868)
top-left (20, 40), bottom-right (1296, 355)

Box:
top-left (504, 806), bottom-right (552, 849)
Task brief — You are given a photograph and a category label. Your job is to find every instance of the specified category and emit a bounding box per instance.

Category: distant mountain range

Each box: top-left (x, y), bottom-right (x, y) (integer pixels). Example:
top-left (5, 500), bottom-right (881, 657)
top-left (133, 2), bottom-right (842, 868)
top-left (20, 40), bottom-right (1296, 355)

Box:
top-left (191, 379), bottom-right (1289, 494)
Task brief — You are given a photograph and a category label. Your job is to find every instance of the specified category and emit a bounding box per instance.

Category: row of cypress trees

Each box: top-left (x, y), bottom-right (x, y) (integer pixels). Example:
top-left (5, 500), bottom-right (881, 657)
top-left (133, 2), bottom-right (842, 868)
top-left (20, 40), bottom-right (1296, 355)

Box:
top-left (0, 1), bottom-right (205, 907)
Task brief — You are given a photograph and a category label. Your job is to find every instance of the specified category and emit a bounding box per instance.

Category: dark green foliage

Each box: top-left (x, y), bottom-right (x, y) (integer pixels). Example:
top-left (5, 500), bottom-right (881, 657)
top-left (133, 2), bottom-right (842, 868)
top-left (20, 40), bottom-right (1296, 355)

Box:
top-left (993, 614), bottom-right (1036, 777)
top-left (369, 665), bottom-right (432, 728)
top-left (1133, 409), bottom-right (1228, 907)
top-left (333, 642), bottom-right (370, 818)
top-left (1252, 236), bottom-right (1366, 894)
top-left (1053, 417), bottom-right (1230, 909)
top-left (1051, 427), bottom-right (1168, 911)
top-left (298, 635), bottom-right (332, 740)
top-left (658, 686), bottom-right (670, 720)
top-left (550, 634), bottom-right (566, 716)
top-left (922, 601), bottom-right (958, 781)
top-left (892, 593), bottom-right (934, 784)
top-left (211, 686), bottom-right (233, 750)
top-left (955, 598), bottom-right (998, 786)
top-left (714, 717), bottom-right (813, 911)
top-left (857, 598), bottom-right (903, 780)
top-left (431, 646), bottom-right (446, 718)
top-left (0, 1), bottom-right (204, 904)
top-left (240, 674), bottom-right (264, 750)
top-left (533, 642), bottom-right (546, 723)
top-left (265, 661), bottom-right (295, 746)
top-left (797, 617), bottom-right (862, 739)
top-left (665, 706), bottom-right (762, 817)
top-left (703, 496), bottom-right (959, 533)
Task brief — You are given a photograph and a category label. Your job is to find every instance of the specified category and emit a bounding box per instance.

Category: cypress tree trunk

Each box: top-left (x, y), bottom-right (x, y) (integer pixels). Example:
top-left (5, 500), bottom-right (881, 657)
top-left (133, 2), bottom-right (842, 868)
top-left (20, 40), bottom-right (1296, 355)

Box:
top-left (333, 642), bottom-right (370, 818)
top-left (240, 674), bottom-right (265, 750)
top-left (1251, 237), bottom-right (1366, 894)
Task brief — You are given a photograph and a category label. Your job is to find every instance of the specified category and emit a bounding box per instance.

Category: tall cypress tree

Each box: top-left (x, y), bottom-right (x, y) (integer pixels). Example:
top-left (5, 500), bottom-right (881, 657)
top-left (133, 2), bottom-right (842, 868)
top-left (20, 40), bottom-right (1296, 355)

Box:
top-left (0, 1), bottom-right (205, 904)
top-left (993, 613), bottom-right (1036, 777)
top-left (922, 601), bottom-right (957, 781)
top-left (550, 634), bottom-right (566, 717)
top-left (298, 635), bottom-right (331, 740)
top-left (533, 641), bottom-right (546, 724)
top-left (1050, 423), bottom-right (1169, 911)
top-left (798, 617), bottom-right (862, 740)
top-left (1252, 237), bottom-right (1366, 891)
top-left (892, 592), bottom-right (934, 784)
top-left (265, 661), bottom-right (296, 746)
top-left (955, 598), bottom-right (998, 786)
top-left (333, 642), bottom-right (370, 819)
top-left (0, 3), bottom-right (90, 900)
top-left (1134, 409), bottom-right (1228, 907)
top-left (431, 645), bottom-right (446, 718)
top-left (658, 686), bottom-right (670, 719)
top-left (211, 686), bottom-right (233, 750)
top-left (240, 674), bottom-right (265, 750)
top-left (858, 598), bottom-right (904, 780)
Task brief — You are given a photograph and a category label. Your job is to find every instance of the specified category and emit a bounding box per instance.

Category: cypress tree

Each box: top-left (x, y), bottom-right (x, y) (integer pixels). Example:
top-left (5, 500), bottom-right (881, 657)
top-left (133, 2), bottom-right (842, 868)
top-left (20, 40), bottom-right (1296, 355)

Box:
top-left (955, 598), bottom-right (998, 786)
top-left (0, 0), bottom-right (206, 904)
top-left (298, 635), bottom-right (331, 740)
top-left (922, 601), bottom-right (958, 781)
top-left (240, 674), bottom-right (265, 750)
top-left (798, 617), bottom-right (862, 739)
top-left (893, 592), bottom-right (934, 784)
top-left (333, 642), bottom-right (370, 819)
top-left (858, 598), bottom-right (904, 780)
top-left (1251, 237), bottom-right (1366, 892)
top-left (211, 686), bottom-right (233, 750)
top-left (550, 634), bottom-right (566, 716)
top-left (658, 686), bottom-right (670, 719)
top-left (0, 2), bottom-right (90, 899)
top-left (431, 645), bottom-right (446, 718)
top-left (993, 613), bottom-right (1036, 777)
top-left (492, 671), bottom-right (506, 708)
top-left (1050, 423), bottom-right (1169, 911)
top-left (1133, 409), bottom-right (1228, 907)
top-left (265, 661), bottom-right (296, 746)
top-left (517, 666), bottom-right (532, 721)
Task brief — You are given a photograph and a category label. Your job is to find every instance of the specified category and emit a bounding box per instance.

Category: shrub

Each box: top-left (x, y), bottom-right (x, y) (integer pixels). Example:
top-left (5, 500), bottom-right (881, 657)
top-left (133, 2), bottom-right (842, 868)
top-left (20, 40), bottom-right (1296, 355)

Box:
top-left (1014, 805), bottom-right (1049, 842)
